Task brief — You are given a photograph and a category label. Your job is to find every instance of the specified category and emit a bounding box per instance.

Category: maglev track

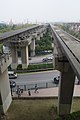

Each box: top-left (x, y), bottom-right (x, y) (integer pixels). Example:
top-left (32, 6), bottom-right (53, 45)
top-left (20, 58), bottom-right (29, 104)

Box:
top-left (50, 24), bottom-right (80, 79)
top-left (54, 26), bottom-right (80, 64)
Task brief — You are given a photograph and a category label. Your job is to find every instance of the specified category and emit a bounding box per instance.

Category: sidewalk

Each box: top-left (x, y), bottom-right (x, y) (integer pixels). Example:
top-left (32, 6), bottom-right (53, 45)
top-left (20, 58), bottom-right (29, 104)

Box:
top-left (12, 85), bottom-right (80, 98)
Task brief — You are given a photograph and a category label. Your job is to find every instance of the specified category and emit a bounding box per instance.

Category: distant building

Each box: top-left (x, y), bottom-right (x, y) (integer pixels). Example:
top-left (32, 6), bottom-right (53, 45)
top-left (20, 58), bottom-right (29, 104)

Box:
top-left (9, 19), bottom-right (13, 26)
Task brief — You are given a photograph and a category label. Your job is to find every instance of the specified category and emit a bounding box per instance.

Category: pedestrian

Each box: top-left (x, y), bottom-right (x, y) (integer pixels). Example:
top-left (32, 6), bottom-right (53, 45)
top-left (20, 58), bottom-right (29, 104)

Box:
top-left (10, 87), bottom-right (13, 96)
top-left (34, 84), bottom-right (39, 93)
top-left (28, 89), bottom-right (31, 96)
top-left (10, 81), bottom-right (13, 96)
top-left (17, 87), bottom-right (21, 97)
top-left (20, 89), bottom-right (23, 93)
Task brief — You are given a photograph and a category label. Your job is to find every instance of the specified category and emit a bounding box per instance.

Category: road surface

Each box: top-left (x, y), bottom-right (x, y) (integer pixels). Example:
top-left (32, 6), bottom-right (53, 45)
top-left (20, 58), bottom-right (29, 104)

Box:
top-left (18, 54), bottom-right (53, 64)
top-left (11, 70), bottom-right (60, 90)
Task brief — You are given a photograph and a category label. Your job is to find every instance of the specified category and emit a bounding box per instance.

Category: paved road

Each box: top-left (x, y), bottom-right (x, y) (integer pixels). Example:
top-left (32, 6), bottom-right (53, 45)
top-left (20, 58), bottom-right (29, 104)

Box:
top-left (11, 70), bottom-right (60, 90)
top-left (15, 70), bottom-right (60, 83)
top-left (11, 70), bottom-right (78, 92)
top-left (11, 70), bottom-right (78, 84)
top-left (18, 54), bottom-right (53, 64)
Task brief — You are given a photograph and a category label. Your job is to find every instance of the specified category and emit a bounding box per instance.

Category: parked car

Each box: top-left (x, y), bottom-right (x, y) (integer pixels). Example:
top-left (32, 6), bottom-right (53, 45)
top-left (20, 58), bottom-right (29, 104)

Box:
top-left (47, 56), bottom-right (53, 60)
top-left (42, 57), bottom-right (48, 62)
top-left (29, 57), bottom-right (32, 60)
top-left (42, 56), bottom-right (53, 62)
top-left (8, 71), bottom-right (17, 79)
top-left (52, 76), bottom-right (60, 84)
top-left (10, 80), bottom-right (16, 88)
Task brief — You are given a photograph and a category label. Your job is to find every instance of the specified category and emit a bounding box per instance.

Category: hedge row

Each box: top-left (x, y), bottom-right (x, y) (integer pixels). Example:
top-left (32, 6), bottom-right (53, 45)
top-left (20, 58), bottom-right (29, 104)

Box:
top-left (17, 63), bottom-right (53, 70)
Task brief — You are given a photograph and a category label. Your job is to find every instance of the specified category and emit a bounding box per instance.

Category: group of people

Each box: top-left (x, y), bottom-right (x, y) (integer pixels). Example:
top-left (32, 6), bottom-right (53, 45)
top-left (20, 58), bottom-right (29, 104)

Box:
top-left (16, 87), bottom-right (23, 97)
top-left (14, 84), bottom-right (39, 97)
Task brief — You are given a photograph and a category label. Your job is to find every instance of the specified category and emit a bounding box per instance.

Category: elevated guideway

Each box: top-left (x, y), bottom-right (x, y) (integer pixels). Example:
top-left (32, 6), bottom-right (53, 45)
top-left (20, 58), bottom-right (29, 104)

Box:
top-left (0, 24), bottom-right (47, 117)
top-left (51, 25), bottom-right (80, 80)
top-left (0, 25), bottom-right (43, 43)
top-left (50, 24), bottom-right (80, 116)
top-left (0, 24), bottom-right (47, 69)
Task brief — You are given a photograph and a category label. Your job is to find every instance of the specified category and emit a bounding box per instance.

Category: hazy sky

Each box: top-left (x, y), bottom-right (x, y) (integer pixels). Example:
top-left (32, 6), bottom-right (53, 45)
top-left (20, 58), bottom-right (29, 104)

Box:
top-left (0, 0), bottom-right (80, 23)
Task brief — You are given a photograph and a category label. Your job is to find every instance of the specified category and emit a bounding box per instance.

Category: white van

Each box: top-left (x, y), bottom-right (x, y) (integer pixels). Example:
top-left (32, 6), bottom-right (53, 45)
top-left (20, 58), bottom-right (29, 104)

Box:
top-left (8, 71), bottom-right (17, 79)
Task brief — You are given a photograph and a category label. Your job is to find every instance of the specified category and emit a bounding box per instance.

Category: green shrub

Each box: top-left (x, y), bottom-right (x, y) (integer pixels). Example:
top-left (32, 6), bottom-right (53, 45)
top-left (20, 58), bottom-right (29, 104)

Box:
top-left (17, 63), bottom-right (53, 70)
top-left (17, 64), bottom-right (22, 70)
top-left (35, 30), bottom-right (53, 55)
top-left (27, 63), bottom-right (53, 70)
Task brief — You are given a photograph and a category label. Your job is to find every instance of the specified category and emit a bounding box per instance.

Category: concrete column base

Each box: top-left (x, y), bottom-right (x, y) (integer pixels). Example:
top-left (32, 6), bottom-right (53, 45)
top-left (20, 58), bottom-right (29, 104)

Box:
top-left (11, 63), bottom-right (18, 70)
top-left (57, 104), bottom-right (71, 115)
top-left (30, 50), bottom-right (35, 57)
top-left (22, 64), bottom-right (28, 69)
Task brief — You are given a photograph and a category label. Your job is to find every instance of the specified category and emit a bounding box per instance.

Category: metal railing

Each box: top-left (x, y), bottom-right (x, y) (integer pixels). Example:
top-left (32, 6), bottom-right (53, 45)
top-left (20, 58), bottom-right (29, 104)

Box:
top-left (12, 81), bottom-right (58, 92)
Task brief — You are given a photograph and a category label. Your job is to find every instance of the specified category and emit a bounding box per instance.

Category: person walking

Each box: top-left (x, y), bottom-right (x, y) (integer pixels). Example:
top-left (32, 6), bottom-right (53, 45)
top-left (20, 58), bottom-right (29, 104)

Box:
top-left (17, 87), bottom-right (21, 97)
top-left (11, 87), bottom-right (13, 96)
top-left (28, 89), bottom-right (31, 96)
top-left (34, 84), bottom-right (39, 93)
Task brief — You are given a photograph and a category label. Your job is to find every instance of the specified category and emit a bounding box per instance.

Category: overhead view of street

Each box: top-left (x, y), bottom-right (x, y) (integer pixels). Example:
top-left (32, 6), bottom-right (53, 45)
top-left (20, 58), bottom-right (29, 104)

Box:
top-left (1, 0), bottom-right (80, 119)
top-left (10, 70), bottom-right (60, 91)
top-left (18, 53), bottom-right (53, 64)
top-left (9, 68), bottom-right (79, 92)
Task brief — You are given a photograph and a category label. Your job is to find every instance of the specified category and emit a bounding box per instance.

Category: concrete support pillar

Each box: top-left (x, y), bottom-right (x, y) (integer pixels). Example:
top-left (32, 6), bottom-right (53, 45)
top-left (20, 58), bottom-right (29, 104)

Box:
top-left (30, 39), bottom-right (35, 57)
top-left (10, 46), bottom-right (18, 69)
top-left (40, 33), bottom-right (43, 38)
top-left (0, 69), bottom-right (12, 114)
top-left (37, 35), bottom-right (40, 40)
top-left (21, 46), bottom-right (29, 69)
top-left (57, 57), bottom-right (75, 115)
top-left (53, 45), bottom-right (75, 115)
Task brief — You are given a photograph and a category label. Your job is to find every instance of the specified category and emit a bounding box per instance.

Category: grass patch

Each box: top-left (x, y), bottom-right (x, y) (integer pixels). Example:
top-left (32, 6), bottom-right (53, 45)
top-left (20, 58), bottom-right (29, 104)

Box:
top-left (71, 98), bottom-right (80, 112)
top-left (6, 98), bottom-right (80, 120)
top-left (6, 99), bottom-right (58, 120)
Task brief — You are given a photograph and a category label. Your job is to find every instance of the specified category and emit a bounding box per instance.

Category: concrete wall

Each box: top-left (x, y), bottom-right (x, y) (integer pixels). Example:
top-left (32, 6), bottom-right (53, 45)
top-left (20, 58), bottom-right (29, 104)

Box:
top-left (0, 69), bottom-right (12, 114)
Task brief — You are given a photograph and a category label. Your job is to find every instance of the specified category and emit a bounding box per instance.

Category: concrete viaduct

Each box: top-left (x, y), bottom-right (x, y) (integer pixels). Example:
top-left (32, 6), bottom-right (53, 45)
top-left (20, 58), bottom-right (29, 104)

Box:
top-left (0, 23), bottom-right (80, 117)
top-left (50, 24), bottom-right (80, 115)
top-left (0, 24), bottom-right (47, 116)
